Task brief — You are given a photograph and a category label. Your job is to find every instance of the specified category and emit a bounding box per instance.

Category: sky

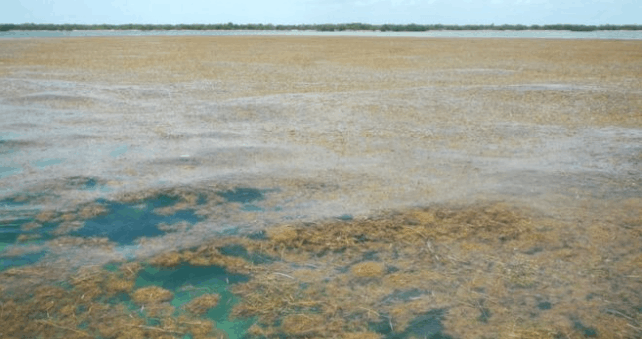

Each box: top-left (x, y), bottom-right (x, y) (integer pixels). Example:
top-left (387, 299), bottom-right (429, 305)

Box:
top-left (2, 0), bottom-right (640, 25)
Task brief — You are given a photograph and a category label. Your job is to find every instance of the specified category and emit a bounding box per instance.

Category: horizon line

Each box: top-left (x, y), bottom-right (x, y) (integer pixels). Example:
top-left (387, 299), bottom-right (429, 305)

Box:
top-left (2, 23), bottom-right (642, 32)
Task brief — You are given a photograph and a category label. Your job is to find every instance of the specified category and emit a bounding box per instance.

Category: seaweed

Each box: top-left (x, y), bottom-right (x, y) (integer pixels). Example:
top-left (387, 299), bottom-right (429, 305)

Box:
top-left (2, 200), bottom-right (642, 338)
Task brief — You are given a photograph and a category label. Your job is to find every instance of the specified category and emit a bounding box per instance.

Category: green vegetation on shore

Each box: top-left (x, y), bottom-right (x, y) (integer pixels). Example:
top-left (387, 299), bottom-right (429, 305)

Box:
top-left (1, 22), bottom-right (642, 32)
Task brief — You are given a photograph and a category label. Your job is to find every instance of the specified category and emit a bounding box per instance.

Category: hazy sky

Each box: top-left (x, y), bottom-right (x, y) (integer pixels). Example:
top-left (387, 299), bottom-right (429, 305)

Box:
top-left (2, 0), bottom-right (640, 25)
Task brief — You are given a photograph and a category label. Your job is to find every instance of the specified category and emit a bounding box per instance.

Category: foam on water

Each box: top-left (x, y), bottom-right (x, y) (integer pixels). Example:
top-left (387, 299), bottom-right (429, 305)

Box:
top-left (34, 158), bottom-right (64, 168)
top-left (0, 166), bottom-right (22, 178)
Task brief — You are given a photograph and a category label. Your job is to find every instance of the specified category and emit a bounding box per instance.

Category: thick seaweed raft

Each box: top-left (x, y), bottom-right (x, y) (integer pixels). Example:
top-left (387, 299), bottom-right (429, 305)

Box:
top-left (1, 197), bottom-right (641, 338)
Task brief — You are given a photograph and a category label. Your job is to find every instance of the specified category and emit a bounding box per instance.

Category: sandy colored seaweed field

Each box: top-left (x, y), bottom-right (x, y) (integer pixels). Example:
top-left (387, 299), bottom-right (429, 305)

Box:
top-left (0, 36), bottom-right (641, 338)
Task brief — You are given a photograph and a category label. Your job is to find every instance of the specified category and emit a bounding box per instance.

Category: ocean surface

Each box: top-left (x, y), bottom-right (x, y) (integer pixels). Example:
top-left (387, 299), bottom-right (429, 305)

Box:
top-left (1, 33), bottom-right (641, 338)
top-left (1, 29), bottom-right (642, 39)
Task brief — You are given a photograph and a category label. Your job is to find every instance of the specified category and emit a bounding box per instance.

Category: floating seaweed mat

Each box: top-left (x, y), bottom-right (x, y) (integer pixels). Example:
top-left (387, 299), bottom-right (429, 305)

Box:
top-left (2, 200), bottom-right (641, 338)
top-left (221, 202), bottom-right (642, 338)
top-left (70, 197), bottom-right (202, 245)
top-left (0, 260), bottom-right (239, 339)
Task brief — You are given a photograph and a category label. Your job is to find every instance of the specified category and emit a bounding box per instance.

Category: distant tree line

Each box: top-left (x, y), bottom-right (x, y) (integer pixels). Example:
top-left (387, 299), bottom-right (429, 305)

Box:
top-left (1, 23), bottom-right (641, 32)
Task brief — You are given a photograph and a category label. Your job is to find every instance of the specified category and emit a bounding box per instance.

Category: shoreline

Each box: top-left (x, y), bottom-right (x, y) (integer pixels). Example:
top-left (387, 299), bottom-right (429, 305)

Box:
top-left (2, 29), bottom-right (642, 40)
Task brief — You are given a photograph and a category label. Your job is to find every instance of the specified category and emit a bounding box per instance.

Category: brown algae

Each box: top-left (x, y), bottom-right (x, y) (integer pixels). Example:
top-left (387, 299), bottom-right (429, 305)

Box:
top-left (2, 35), bottom-right (640, 338)
top-left (184, 294), bottom-right (221, 315)
top-left (0, 261), bottom-right (229, 339)
top-left (1, 201), bottom-right (642, 338)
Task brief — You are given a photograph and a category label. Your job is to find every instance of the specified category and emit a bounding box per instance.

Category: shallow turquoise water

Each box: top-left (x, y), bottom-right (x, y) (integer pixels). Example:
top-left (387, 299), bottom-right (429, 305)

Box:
top-left (0, 251), bottom-right (46, 271)
top-left (136, 264), bottom-right (255, 338)
top-left (0, 186), bottom-right (273, 271)
top-left (0, 166), bottom-right (22, 179)
top-left (71, 197), bottom-right (202, 245)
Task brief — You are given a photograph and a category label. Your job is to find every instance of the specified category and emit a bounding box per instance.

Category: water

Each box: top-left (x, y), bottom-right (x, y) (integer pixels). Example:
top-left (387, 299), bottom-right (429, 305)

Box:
top-left (136, 264), bottom-right (254, 338)
top-left (70, 198), bottom-right (202, 245)
top-left (1, 32), bottom-right (640, 338)
top-left (0, 251), bottom-right (46, 271)
top-left (1, 29), bottom-right (641, 39)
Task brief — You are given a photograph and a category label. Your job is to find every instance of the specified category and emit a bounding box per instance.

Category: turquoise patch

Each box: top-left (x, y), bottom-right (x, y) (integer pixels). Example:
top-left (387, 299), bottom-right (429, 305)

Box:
top-left (110, 145), bottom-right (128, 158)
top-left (34, 158), bottom-right (64, 168)
top-left (0, 251), bottom-right (46, 271)
top-left (71, 197), bottom-right (201, 245)
top-left (0, 166), bottom-right (21, 178)
top-left (135, 264), bottom-right (254, 338)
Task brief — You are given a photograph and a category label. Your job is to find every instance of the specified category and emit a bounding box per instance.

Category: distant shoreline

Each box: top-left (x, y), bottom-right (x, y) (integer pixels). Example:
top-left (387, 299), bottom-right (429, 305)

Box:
top-left (2, 23), bottom-right (642, 32)
top-left (3, 29), bottom-right (641, 41)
